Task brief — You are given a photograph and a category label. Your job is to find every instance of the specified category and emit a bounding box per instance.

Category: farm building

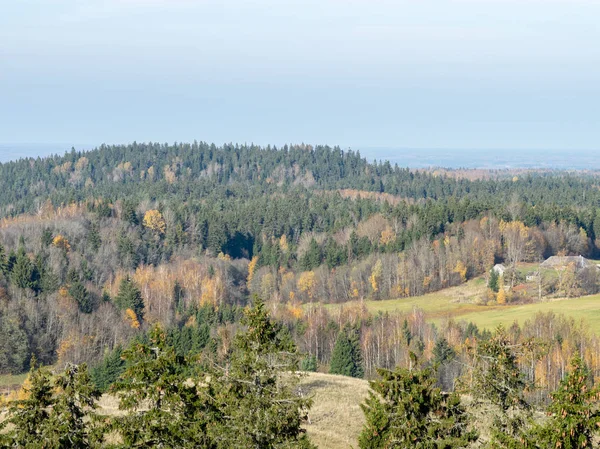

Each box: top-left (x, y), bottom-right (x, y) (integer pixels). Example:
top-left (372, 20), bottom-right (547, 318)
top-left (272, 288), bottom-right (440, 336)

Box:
top-left (540, 255), bottom-right (594, 270)
top-left (492, 264), bottom-right (506, 276)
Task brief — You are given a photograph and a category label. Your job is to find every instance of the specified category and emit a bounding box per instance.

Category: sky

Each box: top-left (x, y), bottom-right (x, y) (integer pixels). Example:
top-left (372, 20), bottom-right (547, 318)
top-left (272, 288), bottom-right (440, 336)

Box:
top-left (1, 0), bottom-right (599, 156)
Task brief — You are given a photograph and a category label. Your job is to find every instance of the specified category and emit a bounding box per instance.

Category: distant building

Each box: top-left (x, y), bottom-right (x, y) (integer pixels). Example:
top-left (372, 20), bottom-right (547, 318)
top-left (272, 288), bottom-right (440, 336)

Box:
top-left (526, 272), bottom-right (539, 282)
top-left (492, 264), bottom-right (506, 276)
top-left (540, 255), bottom-right (594, 270)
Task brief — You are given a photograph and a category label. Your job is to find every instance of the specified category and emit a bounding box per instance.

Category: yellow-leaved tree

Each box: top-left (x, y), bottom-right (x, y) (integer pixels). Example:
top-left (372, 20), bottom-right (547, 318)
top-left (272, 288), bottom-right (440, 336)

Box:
top-left (496, 286), bottom-right (507, 305)
top-left (143, 210), bottom-right (166, 235)
top-left (52, 235), bottom-right (71, 253)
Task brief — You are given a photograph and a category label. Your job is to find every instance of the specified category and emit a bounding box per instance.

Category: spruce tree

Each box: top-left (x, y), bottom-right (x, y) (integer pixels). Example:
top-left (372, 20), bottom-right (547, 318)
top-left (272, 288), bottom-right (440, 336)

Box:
top-left (114, 276), bottom-right (145, 321)
top-left (2, 358), bottom-right (54, 448)
top-left (211, 297), bottom-right (315, 449)
top-left (433, 337), bottom-right (456, 365)
top-left (359, 364), bottom-right (477, 449)
top-left (70, 281), bottom-right (93, 314)
top-left (10, 246), bottom-right (35, 290)
top-left (467, 325), bottom-right (534, 448)
top-left (301, 354), bottom-right (318, 372)
top-left (536, 354), bottom-right (600, 448)
top-left (91, 345), bottom-right (126, 392)
top-left (47, 363), bottom-right (101, 449)
top-left (0, 241), bottom-right (7, 275)
top-left (330, 327), bottom-right (364, 378)
top-left (489, 269), bottom-right (499, 292)
top-left (110, 325), bottom-right (217, 448)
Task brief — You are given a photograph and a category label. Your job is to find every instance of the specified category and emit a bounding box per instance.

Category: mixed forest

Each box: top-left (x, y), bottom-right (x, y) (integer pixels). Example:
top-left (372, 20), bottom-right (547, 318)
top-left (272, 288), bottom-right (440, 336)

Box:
top-left (2, 142), bottom-right (600, 447)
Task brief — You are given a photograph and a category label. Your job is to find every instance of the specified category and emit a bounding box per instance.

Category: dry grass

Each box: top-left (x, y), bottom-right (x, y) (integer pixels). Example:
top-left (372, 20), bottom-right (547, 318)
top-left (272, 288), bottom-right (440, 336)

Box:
top-left (90, 372), bottom-right (371, 449)
top-left (299, 372), bottom-right (369, 449)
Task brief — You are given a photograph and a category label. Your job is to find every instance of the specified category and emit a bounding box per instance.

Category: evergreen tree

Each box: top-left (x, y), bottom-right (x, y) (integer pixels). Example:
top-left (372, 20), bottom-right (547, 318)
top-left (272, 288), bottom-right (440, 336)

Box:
top-left (1, 358), bottom-right (54, 448)
top-left (69, 281), bottom-right (93, 314)
top-left (359, 364), bottom-right (477, 449)
top-left (301, 354), bottom-right (318, 372)
top-left (88, 222), bottom-right (102, 252)
top-left (0, 309), bottom-right (30, 374)
top-left (536, 354), bottom-right (600, 449)
top-left (41, 228), bottom-right (53, 247)
top-left (10, 246), bottom-right (37, 291)
top-left (330, 327), bottom-right (364, 378)
top-left (433, 337), bottom-right (456, 365)
top-left (47, 363), bottom-right (101, 449)
top-left (489, 269), bottom-right (499, 292)
top-left (110, 325), bottom-right (217, 448)
top-left (467, 325), bottom-right (533, 448)
top-left (211, 297), bottom-right (315, 449)
top-left (91, 345), bottom-right (126, 392)
top-left (114, 276), bottom-right (145, 321)
top-left (0, 241), bottom-right (7, 275)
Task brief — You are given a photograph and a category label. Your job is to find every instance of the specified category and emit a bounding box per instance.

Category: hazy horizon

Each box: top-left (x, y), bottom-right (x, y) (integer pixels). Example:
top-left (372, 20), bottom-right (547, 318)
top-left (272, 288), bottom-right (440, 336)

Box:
top-left (1, 142), bottom-right (597, 170)
top-left (2, 1), bottom-right (599, 151)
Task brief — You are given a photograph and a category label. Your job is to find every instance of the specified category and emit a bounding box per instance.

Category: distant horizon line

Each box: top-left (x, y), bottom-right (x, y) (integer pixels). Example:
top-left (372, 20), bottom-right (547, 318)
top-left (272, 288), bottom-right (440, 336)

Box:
top-left (0, 141), bottom-right (597, 153)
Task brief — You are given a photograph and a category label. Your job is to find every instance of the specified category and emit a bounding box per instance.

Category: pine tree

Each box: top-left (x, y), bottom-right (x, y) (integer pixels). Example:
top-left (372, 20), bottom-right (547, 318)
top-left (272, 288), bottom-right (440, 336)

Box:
top-left (330, 327), bottom-right (364, 378)
top-left (359, 364), bottom-right (477, 449)
top-left (536, 354), bottom-right (600, 448)
top-left (211, 297), bottom-right (315, 449)
top-left (88, 222), bottom-right (102, 251)
top-left (114, 276), bottom-right (145, 321)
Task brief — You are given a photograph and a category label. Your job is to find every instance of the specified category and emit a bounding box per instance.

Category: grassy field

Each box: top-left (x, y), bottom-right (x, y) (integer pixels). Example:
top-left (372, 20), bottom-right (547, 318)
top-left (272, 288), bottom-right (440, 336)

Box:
top-left (0, 373), bottom-right (27, 388)
top-left (326, 278), bottom-right (600, 335)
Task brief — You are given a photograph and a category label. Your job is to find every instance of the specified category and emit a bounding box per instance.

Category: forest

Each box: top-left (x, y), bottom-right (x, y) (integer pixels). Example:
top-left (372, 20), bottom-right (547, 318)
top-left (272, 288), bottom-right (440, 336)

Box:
top-left (2, 143), bottom-right (600, 447)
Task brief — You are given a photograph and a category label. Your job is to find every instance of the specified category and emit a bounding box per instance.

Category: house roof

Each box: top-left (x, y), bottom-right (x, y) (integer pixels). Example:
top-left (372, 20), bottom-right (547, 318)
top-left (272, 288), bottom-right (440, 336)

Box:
top-left (540, 255), bottom-right (593, 269)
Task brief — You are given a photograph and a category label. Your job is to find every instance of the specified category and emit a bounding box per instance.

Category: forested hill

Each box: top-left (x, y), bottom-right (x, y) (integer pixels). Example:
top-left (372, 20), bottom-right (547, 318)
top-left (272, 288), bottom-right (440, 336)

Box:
top-left (1, 142), bottom-right (599, 218)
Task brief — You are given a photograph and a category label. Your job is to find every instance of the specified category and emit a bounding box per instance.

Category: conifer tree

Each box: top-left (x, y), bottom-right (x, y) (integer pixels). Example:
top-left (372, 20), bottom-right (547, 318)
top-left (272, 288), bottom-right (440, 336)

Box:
top-left (114, 276), bottom-right (144, 321)
top-left (109, 325), bottom-right (217, 448)
top-left (0, 241), bottom-right (7, 275)
top-left (211, 297), bottom-right (315, 449)
top-left (1, 358), bottom-right (54, 448)
top-left (536, 354), bottom-right (600, 449)
top-left (10, 246), bottom-right (36, 290)
top-left (47, 363), bottom-right (101, 448)
top-left (489, 269), bottom-right (499, 292)
top-left (70, 281), bottom-right (93, 314)
top-left (330, 326), bottom-right (364, 378)
top-left (301, 354), bottom-right (318, 372)
top-left (91, 346), bottom-right (126, 392)
top-left (467, 325), bottom-right (534, 448)
top-left (433, 337), bottom-right (456, 365)
top-left (359, 364), bottom-right (477, 449)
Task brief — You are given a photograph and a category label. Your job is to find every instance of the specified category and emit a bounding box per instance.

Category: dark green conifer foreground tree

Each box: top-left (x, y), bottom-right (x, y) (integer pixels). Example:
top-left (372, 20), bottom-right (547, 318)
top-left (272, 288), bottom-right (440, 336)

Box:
top-left (0, 358), bottom-right (54, 448)
top-left (536, 354), bottom-right (600, 449)
top-left (109, 325), bottom-right (218, 448)
top-left (211, 297), bottom-right (315, 449)
top-left (359, 362), bottom-right (477, 449)
top-left (0, 359), bottom-right (100, 449)
top-left (466, 325), bottom-right (534, 448)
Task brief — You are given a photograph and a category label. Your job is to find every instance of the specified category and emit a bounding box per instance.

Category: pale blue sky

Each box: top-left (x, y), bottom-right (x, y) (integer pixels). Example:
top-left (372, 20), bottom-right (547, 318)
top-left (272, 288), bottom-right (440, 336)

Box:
top-left (1, 0), bottom-right (599, 152)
